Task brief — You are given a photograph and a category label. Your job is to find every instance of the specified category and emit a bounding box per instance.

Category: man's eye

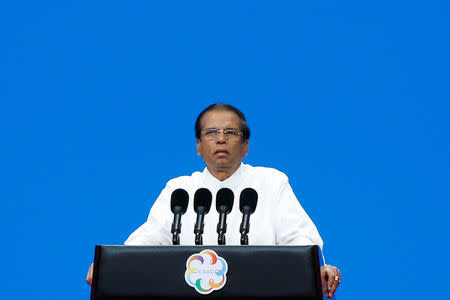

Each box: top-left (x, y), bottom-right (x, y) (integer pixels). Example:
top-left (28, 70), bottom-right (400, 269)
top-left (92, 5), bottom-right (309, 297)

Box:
top-left (224, 129), bottom-right (237, 135)
top-left (206, 130), bottom-right (218, 135)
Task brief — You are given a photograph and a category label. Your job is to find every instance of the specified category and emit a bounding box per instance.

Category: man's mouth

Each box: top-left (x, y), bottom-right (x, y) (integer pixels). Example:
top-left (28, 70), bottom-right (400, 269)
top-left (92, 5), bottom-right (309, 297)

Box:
top-left (214, 149), bottom-right (229, 155)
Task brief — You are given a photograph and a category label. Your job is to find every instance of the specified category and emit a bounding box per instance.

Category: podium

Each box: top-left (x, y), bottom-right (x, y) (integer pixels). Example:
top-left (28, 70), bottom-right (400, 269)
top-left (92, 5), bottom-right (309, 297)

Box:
top-left (91, 245), bottom-right (324, 300)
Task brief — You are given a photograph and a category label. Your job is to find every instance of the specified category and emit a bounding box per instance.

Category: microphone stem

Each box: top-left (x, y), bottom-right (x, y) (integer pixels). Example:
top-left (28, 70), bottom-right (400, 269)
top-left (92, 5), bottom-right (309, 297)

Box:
top-left (172, 233), bottom-right (179, 245)
top-left (218, 233), bottom-right (225, 245)
top-left (194, 210), bottom-right (205, 245)
top-left (171, 213), bottom-right (181, 234)
top-left (195, 233), bottom-right (203, 245)
top-left (240, 212), bottom-right (251, 234)
top-left (240, 233), bottom-right (248, 245)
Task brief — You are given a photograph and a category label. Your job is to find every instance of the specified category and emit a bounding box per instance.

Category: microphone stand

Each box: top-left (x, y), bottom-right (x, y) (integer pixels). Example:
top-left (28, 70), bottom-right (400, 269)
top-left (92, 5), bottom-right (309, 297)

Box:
top-left (239, 209), bottom-right (251, 245)
top-left (218, 225), bottom-right (227, 245)
top-left (171, 212), bottom-right (182, 245)
top-left (195, 232), bottom-right (203, 245)
top-left (172, 233), bottom-right (180, 245)
top-left (194, 211), bottom-right (205, 245)
top-left (218, 233), bottom-right (226, 245)
top-left (217, 210), bottom-right (228, 245)
top-left (240, 233), bottom-right (248, 245)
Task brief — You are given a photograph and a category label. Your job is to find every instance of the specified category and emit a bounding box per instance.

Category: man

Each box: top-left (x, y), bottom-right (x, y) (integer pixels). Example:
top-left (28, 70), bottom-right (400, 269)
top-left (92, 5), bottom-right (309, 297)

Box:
top-left (86, 103), bottom-right (342, 298)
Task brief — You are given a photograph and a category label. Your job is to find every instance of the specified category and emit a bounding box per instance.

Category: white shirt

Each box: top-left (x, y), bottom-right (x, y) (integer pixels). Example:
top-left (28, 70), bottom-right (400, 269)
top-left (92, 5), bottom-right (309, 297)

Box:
top-left (125, 163), bottom-right (324, 253)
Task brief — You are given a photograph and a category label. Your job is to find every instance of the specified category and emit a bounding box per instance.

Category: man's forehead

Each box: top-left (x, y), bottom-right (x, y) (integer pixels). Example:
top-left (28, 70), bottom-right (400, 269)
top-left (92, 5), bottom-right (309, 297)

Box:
top-left (201, 110), bottom-right (241, 128)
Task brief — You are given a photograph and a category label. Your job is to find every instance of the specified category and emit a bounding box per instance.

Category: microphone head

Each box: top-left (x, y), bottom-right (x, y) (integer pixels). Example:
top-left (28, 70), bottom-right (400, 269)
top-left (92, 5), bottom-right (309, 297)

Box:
top-left (194, 188), bottom-right (212, 214)
top-left (239, 188), bottom-right (258, 214)
top-left (216, 188), bottom-right (234, 213)
top-left (170, 188), bottom-right (189, 214)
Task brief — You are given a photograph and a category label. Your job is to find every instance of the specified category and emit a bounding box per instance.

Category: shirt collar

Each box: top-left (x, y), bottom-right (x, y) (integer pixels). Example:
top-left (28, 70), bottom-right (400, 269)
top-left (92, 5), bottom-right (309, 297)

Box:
top-left (202, 162), bottom-right (245, 189)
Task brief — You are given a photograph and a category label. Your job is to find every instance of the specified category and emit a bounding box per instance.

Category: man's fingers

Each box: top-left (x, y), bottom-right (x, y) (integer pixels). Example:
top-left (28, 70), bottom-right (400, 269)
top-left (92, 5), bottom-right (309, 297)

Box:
top-left (328, 278), bottom-right (340, 298)
top-left (321, 266), bottom-right (340, 298)
top-left (327, 268), bottom-right (341, 298)
top-left (86, 263), bottom-right (94, 286)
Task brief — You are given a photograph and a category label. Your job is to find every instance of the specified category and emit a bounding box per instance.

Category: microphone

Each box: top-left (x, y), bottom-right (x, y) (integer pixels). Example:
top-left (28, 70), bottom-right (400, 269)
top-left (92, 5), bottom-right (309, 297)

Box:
top-left (193, 188), bottom-right (212, 245)
top-left (216, 188), bottom-right (234, 245)
top-left (239, 188), bottom-right (258, 245)
top-left (170, 188), bottom-right (189, 245)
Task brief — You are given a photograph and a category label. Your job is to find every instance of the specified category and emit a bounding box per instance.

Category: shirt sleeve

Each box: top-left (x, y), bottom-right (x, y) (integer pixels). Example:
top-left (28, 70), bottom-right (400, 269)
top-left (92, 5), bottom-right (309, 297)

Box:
top-left (124, 182), bottom-right (173, 246)
top-left (274, 175), bottom-right (325, 262)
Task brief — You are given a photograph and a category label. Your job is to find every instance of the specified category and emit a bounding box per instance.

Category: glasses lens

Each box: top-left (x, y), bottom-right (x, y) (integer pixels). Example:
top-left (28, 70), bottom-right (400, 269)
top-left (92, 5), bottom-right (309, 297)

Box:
top-left (224, 129), bottom-right (238, 136)
top-left (203, 129), bottom-right (241, 140)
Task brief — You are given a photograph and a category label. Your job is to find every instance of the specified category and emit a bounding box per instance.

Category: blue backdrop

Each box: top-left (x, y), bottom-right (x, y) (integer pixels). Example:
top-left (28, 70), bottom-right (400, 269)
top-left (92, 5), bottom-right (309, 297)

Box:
top-left (2, 1), bottom-right (449, 299)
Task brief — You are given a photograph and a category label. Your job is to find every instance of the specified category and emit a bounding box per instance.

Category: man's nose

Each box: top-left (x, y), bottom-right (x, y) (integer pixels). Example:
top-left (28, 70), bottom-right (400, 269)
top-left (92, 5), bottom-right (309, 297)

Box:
top-left (216, 132), bottom-right (227, 143)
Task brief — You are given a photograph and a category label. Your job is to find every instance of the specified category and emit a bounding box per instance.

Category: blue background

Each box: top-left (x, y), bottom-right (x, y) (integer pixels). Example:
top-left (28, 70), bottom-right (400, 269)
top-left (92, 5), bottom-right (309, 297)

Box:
top-left (2, 1), bottom-right (449, 299)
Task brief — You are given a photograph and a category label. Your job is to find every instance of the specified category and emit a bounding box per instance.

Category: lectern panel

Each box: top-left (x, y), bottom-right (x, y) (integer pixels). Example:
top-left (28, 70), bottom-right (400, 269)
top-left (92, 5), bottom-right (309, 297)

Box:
top-left (91, 245), bottom-right (323, 300)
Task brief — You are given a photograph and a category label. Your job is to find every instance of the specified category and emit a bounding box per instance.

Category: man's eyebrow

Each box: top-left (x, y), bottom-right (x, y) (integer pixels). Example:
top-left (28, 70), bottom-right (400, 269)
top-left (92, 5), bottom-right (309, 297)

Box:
top-left (204, 127), bottom-right (238, 130)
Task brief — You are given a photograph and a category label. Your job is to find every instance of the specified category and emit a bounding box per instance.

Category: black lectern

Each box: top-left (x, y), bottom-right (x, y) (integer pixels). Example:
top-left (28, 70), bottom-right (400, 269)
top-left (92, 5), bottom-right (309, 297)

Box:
top-left (91, 245), bottom-right (323, 300)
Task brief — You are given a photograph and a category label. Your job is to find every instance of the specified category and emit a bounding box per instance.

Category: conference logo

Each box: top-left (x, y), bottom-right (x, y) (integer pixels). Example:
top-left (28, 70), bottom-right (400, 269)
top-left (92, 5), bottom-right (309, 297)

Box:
top-left (185, 249), bottom-right (228, 294)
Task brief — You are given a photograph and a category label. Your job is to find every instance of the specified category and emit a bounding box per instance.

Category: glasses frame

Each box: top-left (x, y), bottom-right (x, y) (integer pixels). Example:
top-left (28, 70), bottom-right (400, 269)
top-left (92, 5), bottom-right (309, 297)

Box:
top-left (200, 128), bottom-right (243, 141)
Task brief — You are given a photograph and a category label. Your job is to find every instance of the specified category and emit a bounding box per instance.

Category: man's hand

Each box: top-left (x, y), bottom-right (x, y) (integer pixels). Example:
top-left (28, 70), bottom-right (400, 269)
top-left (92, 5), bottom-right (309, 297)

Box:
top-left (86, 263), bottom-right (94, 286)
top-left (320, 264), bottom-right (341, 298)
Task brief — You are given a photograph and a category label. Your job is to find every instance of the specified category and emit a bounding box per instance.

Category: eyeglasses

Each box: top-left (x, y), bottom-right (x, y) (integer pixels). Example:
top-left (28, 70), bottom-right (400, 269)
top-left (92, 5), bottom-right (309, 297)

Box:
top-left (201, 128), bottom-right (243, 141)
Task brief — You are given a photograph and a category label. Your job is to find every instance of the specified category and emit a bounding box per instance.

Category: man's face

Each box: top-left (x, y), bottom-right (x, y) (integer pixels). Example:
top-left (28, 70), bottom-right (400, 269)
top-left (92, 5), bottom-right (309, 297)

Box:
top-left (197, 110), bottom-right (249, 171)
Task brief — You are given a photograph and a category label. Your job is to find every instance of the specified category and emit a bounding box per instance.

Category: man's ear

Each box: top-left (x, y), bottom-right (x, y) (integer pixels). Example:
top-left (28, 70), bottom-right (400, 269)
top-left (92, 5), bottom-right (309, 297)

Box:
top-left (196, 139), bottom-right (201, 156)
top-left (243, 139), bottom-right (249, 157)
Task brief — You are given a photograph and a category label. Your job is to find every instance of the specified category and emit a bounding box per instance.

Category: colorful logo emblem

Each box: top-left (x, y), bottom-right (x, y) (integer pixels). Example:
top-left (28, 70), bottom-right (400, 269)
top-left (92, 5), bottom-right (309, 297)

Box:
top-left (185, 249), bottom-right (228, 294)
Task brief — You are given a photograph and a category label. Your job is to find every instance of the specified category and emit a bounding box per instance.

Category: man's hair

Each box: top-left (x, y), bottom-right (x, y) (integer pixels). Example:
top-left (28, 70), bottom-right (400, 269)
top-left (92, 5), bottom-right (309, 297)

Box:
top-left (195, 103), bottom-right (251, 141)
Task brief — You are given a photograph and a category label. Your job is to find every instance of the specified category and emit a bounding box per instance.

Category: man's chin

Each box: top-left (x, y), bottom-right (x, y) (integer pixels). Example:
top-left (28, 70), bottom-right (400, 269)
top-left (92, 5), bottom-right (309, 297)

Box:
top-left (209, 159), bottom-right (241, 170)
top-left (214, 152), bottom-right (229, 159)
top-left (213, 160), bottom-right (232, 168)
top-left (207, 158), bottom-right (229, 166)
